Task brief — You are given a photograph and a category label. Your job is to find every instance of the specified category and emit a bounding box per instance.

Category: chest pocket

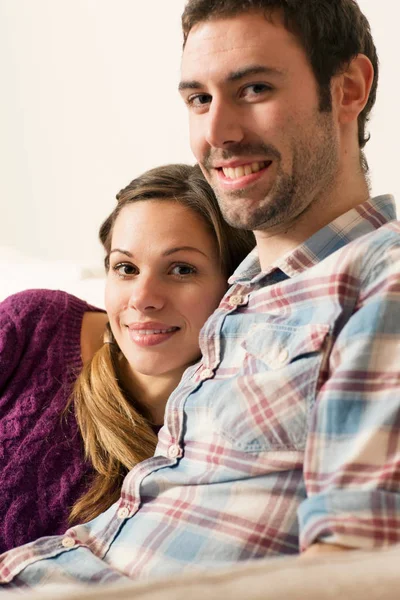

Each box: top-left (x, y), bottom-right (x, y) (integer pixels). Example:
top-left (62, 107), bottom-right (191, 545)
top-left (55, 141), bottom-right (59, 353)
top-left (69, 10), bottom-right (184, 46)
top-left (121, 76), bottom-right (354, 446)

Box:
top-left (212, 322), bottom-right (330, 452)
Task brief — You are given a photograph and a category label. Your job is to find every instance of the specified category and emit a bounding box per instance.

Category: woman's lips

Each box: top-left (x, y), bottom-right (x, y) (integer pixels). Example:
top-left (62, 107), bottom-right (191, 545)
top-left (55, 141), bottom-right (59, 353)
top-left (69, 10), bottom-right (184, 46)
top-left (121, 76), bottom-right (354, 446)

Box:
top-left (127, 323), bottom-right (180, 347)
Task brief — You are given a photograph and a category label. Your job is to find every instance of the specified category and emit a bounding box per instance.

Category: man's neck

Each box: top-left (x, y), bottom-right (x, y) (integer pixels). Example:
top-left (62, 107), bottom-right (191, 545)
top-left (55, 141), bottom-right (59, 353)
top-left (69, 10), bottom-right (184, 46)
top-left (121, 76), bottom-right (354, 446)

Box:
top-left (255, 176), bottom-right (370, 271)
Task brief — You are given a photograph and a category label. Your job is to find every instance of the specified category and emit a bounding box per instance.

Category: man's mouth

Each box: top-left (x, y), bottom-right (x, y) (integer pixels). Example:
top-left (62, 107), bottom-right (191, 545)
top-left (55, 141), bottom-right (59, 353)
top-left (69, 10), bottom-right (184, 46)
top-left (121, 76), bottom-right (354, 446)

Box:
top-left (219, 161), bottom-right (271, 180)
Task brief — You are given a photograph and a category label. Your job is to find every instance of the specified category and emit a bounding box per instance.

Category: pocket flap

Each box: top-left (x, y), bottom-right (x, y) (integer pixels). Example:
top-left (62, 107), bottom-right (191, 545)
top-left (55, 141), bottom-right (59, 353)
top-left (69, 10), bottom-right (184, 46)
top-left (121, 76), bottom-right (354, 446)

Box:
top-left (242, 322), bottom-right (330, 369)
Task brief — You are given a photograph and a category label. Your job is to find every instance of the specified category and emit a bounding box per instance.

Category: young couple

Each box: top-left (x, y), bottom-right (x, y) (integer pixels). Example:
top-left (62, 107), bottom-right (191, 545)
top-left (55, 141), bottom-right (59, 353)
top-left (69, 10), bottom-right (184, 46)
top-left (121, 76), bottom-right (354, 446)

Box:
top-left (1, 0), bottom-right (400, 590)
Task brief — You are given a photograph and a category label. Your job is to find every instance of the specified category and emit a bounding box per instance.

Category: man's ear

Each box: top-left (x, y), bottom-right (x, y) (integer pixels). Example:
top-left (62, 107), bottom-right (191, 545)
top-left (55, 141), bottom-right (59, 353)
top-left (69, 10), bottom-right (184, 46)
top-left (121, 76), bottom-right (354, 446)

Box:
top-left (334, 54), bottom-right (374, 124)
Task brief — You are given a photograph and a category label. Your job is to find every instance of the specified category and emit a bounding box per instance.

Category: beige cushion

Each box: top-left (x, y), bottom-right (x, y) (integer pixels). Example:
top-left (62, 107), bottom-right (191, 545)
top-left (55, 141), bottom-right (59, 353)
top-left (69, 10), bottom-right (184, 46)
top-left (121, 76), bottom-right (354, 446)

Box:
top-left (3, 545), bottom-right (400, 599)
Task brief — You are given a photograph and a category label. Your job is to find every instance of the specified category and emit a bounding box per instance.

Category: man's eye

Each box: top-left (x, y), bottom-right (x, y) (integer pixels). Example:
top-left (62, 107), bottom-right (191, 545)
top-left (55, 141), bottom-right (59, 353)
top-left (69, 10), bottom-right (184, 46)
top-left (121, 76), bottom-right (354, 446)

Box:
top-left (170, 264), bottom-right (197, 277)
top-left (242, 83), bottom-right (273, 97)
top-left (187, 93), bottom-right (212, 108)
top-left (113, 263), bottom-right (138, 277)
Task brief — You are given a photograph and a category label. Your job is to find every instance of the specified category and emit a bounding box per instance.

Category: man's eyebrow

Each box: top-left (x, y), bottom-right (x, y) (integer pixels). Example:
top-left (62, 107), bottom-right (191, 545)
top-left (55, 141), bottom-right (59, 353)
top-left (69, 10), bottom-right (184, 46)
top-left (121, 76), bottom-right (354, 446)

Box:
top-left (109, 247), bottom-right (208, 258)
top-left (178, 65), bottom-right (285, 91)
top-left (178, 79), bottom-right (203, 92)
top-left (227, 65), bottom-right (286, 81)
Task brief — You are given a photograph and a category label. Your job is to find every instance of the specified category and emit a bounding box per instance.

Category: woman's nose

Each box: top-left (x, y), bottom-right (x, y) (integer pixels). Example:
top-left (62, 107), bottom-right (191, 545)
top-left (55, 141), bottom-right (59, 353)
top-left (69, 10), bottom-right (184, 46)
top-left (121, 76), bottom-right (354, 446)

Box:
top-left (128, 277), bottom-right (165, 312)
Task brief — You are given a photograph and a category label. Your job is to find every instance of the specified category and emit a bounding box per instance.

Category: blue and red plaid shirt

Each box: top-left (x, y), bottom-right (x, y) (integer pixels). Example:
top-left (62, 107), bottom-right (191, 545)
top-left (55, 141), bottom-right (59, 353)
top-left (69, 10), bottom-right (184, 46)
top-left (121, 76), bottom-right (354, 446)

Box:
top-left (1, 195), bottom-right (400, 589)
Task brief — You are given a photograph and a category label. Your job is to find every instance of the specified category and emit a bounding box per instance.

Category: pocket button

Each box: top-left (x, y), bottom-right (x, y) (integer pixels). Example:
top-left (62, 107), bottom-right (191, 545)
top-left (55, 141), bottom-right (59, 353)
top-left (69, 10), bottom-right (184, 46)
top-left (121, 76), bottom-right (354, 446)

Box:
top-left (278, 349), bottom-right (289, 363)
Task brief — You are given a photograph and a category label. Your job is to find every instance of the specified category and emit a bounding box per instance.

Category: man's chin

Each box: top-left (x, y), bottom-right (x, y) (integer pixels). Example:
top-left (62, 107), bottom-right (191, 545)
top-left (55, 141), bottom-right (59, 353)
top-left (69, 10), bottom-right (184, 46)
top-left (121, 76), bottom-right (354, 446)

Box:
top-left (218, 207), bottom-right (262, 230)
top-left (225, 204), bottom-right (293, 232)
top-left (215, 195), bottom-right (270, 229)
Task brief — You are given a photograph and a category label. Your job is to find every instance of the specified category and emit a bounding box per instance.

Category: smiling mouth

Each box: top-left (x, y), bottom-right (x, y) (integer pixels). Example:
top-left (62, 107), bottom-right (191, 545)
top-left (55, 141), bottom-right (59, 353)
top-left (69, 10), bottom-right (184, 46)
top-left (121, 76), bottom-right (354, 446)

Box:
top-left (128, 326), bottom-right (181, 348)
top-left (132, 327), bottom-right (179, 335)
top-left (219, 161), bottom-right (272, 180)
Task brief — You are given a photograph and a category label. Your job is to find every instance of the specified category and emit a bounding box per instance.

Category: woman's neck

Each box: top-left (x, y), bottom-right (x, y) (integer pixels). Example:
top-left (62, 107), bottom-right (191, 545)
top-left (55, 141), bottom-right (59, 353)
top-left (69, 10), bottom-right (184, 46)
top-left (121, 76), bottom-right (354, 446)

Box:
top-left (119, 360), bottom-right (186, 426)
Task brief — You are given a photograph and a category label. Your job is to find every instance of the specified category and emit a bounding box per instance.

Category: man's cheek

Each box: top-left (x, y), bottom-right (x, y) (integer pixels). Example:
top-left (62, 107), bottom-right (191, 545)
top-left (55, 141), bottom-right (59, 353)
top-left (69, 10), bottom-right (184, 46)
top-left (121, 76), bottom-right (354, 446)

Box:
top-left (189, 124), bottom-right (204, 158)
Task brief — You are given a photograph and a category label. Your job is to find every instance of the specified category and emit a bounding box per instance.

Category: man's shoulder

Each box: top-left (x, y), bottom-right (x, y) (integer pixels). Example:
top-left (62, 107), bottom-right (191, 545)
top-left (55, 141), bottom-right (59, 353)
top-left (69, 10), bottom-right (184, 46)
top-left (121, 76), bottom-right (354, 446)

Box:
top-left (327, 219), bottom-right (400, 273)
top-left (359, 219), bottom-right (400, 243)
top-left (346, 219), bottom-right (400, 264)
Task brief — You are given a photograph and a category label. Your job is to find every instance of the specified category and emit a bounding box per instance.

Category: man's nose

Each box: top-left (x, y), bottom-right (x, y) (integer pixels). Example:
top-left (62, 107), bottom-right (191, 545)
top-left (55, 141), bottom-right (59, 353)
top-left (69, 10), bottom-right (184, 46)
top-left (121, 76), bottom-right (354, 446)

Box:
top-left (128, 276), bottom-right (165, 312)
top-left (205, 98), bottom-right (244, 148)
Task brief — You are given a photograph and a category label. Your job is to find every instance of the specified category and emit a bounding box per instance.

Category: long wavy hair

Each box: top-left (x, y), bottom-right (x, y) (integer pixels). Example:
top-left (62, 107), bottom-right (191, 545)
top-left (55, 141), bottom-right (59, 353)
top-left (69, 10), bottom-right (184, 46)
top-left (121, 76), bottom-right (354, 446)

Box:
top-left (69, 163), bottom-right (255, 524)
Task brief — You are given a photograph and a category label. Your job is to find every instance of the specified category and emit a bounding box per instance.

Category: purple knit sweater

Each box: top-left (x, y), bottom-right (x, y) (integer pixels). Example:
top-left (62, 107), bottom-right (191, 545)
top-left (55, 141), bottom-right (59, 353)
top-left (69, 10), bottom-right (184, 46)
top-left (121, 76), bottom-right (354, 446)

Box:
top-left (0, 289), bottom-right (102, 552)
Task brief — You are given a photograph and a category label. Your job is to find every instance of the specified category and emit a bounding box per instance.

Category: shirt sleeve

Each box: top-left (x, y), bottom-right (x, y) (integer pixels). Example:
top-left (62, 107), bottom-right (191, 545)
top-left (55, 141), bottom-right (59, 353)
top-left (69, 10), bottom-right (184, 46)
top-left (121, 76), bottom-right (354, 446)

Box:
top-left (299, 243), bottom-right (400, 550)
top-left (0, 545), bottom-right (130, 589)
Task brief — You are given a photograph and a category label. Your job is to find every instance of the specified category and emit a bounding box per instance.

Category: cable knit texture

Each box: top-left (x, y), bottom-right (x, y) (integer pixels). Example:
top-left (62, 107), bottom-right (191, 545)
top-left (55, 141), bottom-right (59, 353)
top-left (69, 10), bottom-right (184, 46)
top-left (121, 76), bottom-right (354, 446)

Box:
top-left (0, 289), bottom-right (102, 552)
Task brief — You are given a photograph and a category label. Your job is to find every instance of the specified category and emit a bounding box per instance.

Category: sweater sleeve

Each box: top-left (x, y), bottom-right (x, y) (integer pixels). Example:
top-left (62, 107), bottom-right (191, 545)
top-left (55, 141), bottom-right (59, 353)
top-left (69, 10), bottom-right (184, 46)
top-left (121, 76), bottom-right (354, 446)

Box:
top-left (0, 289), bottom-right (100, 395)
top-left (0, 294), bottom-right (26, 394)
top-left (0, 289), bottom-right (103, 553)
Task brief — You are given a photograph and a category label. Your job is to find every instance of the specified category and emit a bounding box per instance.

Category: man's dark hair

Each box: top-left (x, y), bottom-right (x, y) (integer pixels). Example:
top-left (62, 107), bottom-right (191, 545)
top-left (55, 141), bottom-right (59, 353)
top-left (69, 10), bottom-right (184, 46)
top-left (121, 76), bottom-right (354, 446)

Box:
top-left (182, 0), bottom-right (378, 164)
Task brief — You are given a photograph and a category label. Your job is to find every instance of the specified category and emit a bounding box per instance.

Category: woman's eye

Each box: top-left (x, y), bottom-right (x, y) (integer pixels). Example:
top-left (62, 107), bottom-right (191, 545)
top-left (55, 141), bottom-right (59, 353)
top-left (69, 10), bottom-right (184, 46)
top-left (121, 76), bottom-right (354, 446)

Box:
top-left (113, 263), bottom-right (138, 277)
top-left (170, 264), bottom-right (197, 277)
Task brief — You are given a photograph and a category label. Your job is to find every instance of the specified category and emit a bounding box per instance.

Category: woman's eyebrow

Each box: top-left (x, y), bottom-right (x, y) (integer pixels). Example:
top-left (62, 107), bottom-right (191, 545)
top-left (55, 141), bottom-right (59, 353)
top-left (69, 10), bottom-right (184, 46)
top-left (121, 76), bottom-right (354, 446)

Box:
top-left (163, 246), bottom-right (208, 258)
top-left (109, 247), bottom-right (208, 258)
top-left (109, 249), bottom-right (133, 257)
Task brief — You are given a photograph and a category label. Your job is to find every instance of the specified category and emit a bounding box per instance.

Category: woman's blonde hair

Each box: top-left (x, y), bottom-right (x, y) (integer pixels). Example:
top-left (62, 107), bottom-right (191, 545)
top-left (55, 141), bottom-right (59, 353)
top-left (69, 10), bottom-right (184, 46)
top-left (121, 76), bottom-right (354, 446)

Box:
top-left (70, 163), bottom-right (255, 524)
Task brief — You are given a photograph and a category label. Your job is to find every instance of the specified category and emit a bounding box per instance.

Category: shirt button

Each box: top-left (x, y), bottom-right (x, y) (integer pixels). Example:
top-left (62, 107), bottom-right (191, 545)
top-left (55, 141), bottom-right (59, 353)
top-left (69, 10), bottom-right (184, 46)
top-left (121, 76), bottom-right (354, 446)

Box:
top-left (229, 294), bottom-right (245, 307)
top-left (200, 368), bottom-right (214, 381)
top-left (117, 507), bottom-right (130, 519)
top-left (61, 537), bottom-right (76, 548)
top-left (278, 349), bottom-right (289, 363)
top-left (168, 444), bottom-right (182, 459)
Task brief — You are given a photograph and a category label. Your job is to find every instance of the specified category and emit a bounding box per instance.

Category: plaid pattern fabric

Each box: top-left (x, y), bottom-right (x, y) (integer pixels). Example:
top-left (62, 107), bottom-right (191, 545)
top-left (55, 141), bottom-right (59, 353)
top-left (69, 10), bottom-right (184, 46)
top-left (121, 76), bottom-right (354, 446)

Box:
top-left (1, 195), bottom-right (400, 589)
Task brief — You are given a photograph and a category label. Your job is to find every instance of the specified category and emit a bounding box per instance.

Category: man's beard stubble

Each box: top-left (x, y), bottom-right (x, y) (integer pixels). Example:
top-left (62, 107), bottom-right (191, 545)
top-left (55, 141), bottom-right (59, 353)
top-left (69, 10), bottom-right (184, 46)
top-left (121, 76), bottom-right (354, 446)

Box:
top-left (204, 112), bottom-right (338, 233)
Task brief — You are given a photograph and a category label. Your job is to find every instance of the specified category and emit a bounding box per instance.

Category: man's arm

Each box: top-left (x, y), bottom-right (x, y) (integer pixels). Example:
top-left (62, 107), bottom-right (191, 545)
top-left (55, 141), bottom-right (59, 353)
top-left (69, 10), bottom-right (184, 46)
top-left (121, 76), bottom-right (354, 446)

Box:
top-left (299, 238), bottom-right (400, 554)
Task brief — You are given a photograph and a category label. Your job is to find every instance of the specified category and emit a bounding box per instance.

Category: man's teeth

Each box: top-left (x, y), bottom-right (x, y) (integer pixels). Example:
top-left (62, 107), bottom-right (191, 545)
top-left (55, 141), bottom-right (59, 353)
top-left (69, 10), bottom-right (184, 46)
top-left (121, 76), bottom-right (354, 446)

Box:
top-left (222, 161), bottom-right (268, 180)
top-left (135, 328), bottom-right (176, 335)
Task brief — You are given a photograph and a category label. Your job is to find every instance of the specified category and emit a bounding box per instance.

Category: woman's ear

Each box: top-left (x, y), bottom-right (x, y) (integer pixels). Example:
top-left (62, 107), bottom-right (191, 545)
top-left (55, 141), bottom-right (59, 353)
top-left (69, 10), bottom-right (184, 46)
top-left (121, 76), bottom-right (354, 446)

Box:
top-left (334, 54), bottom-right (374, 124)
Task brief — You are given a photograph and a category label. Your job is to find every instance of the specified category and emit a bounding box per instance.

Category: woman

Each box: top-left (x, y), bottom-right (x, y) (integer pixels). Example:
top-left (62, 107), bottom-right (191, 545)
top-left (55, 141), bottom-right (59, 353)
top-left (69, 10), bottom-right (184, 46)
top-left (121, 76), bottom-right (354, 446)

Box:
top-left (0, 163), bottom-right (254, 552)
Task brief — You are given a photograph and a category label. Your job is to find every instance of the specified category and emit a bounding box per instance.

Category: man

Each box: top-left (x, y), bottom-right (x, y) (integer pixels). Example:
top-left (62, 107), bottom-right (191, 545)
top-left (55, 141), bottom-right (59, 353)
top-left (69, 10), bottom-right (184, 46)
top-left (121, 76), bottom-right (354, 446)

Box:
top-left (1, 0), bottom-right (399, 589)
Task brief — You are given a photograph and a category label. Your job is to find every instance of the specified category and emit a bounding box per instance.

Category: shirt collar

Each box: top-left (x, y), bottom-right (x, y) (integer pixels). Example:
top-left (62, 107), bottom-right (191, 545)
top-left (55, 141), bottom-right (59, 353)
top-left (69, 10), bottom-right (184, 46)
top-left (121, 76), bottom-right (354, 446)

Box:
top-left (229, 195), bottom-right (397, 285)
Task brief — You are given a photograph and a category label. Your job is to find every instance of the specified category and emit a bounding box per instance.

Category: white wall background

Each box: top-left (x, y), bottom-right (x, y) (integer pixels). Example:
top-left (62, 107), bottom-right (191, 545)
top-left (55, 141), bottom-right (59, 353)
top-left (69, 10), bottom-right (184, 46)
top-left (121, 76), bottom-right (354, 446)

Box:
top-left (0, 0), bottom-right (399, 270)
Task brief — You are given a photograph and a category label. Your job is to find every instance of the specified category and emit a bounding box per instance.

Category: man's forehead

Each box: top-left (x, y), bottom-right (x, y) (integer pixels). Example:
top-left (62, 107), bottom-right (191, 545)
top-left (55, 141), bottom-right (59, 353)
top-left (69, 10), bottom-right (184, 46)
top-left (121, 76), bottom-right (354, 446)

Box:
top-left (181, 13), bottom-right (303, 78)
top-left (182, 13), bottom-right (287, 57)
